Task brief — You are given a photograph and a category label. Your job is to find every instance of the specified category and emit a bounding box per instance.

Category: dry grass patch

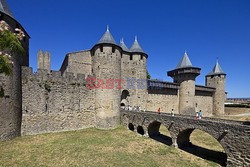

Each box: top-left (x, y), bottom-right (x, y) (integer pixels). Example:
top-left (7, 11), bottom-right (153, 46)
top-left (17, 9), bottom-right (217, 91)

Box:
top-left (191, 129), bottom-right (225, 152)
top-left (0, 126), bottom-right (219, 167)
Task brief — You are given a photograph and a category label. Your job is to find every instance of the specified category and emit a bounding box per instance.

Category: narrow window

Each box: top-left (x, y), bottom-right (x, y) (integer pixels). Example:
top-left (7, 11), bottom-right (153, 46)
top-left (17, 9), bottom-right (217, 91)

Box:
top-left (130, 55), bottom-right (133, 60)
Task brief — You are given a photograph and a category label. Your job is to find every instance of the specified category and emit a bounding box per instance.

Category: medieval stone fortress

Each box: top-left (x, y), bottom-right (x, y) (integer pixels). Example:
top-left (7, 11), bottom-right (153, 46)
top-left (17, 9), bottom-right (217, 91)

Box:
top-left (0, 0), bottom-right (249, 166)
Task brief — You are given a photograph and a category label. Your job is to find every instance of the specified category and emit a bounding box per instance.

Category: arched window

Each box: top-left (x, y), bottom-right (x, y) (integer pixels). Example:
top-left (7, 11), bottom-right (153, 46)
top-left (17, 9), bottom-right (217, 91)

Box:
top-left (121, 90), bottom-right (129, 100)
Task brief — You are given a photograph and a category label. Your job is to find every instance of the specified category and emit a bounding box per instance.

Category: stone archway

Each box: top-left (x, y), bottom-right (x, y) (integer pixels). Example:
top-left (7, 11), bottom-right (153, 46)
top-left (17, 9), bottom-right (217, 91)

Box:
top-left (128, 123), bottom-right (135, 131)
top-left (137, 126), bottom-right (145, 135)
top-left (121, 90), bottom-right (130, 107)
top-left (177, 128), bottom-right (227, 166)
top-left (148, 121), bottom-right (172, 146)
top-left (121, 90), bottom-right (129, 100)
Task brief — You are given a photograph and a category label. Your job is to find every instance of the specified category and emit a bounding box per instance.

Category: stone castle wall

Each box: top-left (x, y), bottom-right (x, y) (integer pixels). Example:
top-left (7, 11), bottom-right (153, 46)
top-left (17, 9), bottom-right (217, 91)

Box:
top-left (146, 93), bottom-right (179, 114)
top-left (195, 95), bottom-right (213, 117)
top-left (121, 52), bottom-right (147, 110)
top-left (206, 75), bottom-right (226, 115)
top-left (21, 67), bottom-right (95, 135)
top-left (146, 89), bottom-right (213, 116)
top-left (61, 51), bottom-right (92, 76)
top-left (0, 58), bottom-right (22, 141)
top-left (0, 13), bottom-right (29, 141)
top-left (92, 45), bottom-right (122, 129)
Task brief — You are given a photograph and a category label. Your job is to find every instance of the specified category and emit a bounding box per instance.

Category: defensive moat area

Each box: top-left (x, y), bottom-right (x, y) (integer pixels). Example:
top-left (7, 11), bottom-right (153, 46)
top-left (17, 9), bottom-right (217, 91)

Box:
top-left (1, 115), bottom-right (249, 167)
top-left (0, 126), bottom-right (222, 167)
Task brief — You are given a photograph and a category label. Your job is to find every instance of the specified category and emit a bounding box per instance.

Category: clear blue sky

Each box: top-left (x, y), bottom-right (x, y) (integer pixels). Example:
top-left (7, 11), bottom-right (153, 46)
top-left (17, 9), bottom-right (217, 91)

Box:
top-left (8, 0), bottom-right (250, 97)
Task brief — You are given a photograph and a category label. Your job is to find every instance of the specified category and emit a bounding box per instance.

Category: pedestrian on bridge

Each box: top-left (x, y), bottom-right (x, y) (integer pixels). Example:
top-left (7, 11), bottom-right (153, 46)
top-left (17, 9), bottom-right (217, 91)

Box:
top-left (157, 107), bottom-right (161, 114)
top-left (198, 110), bottom-right (202, 119)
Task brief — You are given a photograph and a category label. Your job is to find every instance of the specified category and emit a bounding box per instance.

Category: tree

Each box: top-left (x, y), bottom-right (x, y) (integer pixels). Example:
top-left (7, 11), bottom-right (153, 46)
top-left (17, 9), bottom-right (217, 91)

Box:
top-left (147, 70), bottom-right (151, 79)
top-left (0, 20), bottom-right (25, 97)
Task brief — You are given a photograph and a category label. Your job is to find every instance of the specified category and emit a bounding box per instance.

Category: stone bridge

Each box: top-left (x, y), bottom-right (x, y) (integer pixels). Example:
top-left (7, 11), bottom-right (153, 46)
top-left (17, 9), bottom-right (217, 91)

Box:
top-left (120, 110), bottom-right (250, 166)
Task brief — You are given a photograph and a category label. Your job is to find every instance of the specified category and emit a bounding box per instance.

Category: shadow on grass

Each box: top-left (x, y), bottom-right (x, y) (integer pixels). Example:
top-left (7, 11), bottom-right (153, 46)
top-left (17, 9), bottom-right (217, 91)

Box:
top-left (179, 143), bottom-right (227, 167)
top-left (150, 133), bottom-right (227, 166)
top-left (149, 133), bottom-right (172, 146)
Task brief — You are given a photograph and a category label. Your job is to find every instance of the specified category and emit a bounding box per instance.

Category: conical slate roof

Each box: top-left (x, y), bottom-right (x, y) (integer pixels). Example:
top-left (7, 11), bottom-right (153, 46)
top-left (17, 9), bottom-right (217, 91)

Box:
top-left (207, 60), bottom-right (226, 76)
top-left (176, 51), bottom-right (193, 69)
top-left (0, 0), bottom-right (14, 18)
top-left (98, 26), bottom-right (116, 45)
top-left (119, 38), bottom-right (129, 52)
top-left (130, 36), bottom-right (144, 53)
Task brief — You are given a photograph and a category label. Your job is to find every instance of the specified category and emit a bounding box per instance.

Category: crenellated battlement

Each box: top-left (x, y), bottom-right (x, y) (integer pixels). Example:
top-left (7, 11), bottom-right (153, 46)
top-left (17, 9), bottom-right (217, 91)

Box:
top-left (22, 66), bottom-right (89, 84)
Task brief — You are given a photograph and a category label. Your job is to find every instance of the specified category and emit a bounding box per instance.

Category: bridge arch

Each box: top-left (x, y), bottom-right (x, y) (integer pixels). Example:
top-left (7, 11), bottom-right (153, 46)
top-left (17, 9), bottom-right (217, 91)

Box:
top-left (148, 121), bottom-right (172, 146)
top-left (137, 126), bottom-right (145, 135)
top-left (128, 123), bottom-right (135, 131)
top-left (177, 128), bottom-right (228, 166)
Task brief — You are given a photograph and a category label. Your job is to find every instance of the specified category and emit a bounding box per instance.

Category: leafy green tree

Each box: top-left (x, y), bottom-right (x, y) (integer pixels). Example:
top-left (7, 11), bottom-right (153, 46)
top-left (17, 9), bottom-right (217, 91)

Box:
top-left (0, 20), bottom-right (25, 97)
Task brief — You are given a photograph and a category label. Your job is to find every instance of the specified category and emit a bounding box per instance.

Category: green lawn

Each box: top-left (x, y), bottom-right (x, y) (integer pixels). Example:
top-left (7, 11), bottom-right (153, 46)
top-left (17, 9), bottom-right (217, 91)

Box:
top-left (0, 126), bottom-right (220, 167)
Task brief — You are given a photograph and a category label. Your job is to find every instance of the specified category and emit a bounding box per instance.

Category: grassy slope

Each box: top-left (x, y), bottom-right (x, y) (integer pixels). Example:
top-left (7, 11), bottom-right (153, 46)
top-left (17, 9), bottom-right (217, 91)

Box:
top-left (0, 126), bottom-right (219, 167)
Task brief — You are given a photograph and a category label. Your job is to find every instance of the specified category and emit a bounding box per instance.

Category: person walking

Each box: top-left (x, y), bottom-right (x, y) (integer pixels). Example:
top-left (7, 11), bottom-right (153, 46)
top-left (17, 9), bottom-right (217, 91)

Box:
top-left (157, 107), bottom-right (161, 114)
top-left (198, 110), bottom-right (202, 119)
top-left (171, 109), bottom-right (175, 116)
top-left (195, 112), bottom-right (199, 119)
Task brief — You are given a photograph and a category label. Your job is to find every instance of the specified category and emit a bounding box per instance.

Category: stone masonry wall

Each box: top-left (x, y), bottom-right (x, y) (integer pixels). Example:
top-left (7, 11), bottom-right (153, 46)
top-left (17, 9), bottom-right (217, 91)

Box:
top-left (225, 107), bottom-right (250, 115)
top-left (0, 14), bottom-right (29, 141)
top-left (195, 95), bottom-right (213, 117)
top-left (61, 51), bottom-right (92, 76)
top-left (121, 53), bottom-right (147, 110)
top-left (146, 94), bottom-right (179, 114)
top-left (21, 67), bottom-right (95, 135)
top-left (92, 46), bottom-right (121, 129)
top-left (206, 75), bottom-right (226, 115)
top-left (0, 58), bottom-right (22, 141)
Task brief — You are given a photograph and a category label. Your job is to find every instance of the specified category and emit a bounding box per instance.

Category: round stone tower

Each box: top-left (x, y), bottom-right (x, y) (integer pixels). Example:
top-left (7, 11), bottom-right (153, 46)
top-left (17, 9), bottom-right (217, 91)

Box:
top-left (167, 51), bottom-right (200, 115)
top-left (120, 36), bottom-right (148, 110)
top-left (0, 0), bottom-right (30, 141)
top-left (91, 26), bottom-right (122, 129)
top-left (206, 60), bottom-right (226, 115)
top-left (129, 36), bottom-right (148, 110)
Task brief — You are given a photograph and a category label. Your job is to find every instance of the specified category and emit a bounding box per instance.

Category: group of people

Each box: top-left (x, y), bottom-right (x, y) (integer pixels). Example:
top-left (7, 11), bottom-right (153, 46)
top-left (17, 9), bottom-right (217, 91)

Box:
top-left (195, 110), bottom-right (203, 119)
top-left (157, 108), bottom-right (175, 116)
top-left (122, 105), bottom-right (202, 119)
top-left (122, 105), bottom-right (142, 112)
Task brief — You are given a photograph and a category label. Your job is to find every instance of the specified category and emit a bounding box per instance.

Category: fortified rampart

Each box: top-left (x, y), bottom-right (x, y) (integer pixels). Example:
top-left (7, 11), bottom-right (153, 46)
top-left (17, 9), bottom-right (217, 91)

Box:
top-left (21, 67), bottom-right (95, 135)
top-left (147, 80), bottom-right (215, 116)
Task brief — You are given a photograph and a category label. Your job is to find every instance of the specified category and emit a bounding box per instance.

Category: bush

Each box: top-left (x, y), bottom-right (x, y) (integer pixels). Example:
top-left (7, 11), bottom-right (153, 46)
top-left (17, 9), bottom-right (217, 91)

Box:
top-left (225, 104), bottom-right (250, 108)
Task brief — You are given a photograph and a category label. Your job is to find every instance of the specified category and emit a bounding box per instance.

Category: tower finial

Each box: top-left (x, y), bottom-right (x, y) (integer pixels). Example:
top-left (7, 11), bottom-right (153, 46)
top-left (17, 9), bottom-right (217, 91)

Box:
top-left (98, 25), bottom-right (116, 44)
top-left (184, 50), bottom-right (187, 55)
top-left (120, 37), bottom-right (124, 43)
top-left (135, 35), bottom-right (138, 41)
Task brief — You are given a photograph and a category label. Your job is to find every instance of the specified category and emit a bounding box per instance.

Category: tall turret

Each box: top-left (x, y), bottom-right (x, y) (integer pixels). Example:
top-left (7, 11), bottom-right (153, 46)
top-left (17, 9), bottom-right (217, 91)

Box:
top-left (0, 0), bottom-right (30, 141)
top-left (167, 51), bottom-right (201, 115)
top-left (130, 36), bottom-right (148, 110)
top-left (91, 26), bottom-right (122, 129)
top-left (37, 50), bottom-right (51, 72)
top-left (206, 60), bottom-right (226, 115)
top-left (120, 38), bottom-right (129, 52)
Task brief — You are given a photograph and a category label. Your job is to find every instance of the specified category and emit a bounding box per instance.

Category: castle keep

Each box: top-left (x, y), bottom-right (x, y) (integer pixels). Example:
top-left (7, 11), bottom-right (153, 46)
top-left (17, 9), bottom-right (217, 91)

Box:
top-left (0, 0), bottom-right (226, 140)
